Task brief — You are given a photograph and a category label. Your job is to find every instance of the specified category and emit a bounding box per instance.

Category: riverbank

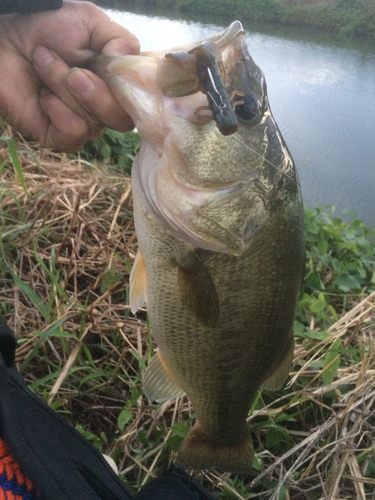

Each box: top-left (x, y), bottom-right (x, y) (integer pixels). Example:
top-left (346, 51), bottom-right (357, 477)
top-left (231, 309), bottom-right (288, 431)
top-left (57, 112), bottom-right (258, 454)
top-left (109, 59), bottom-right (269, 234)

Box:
top-left (95, 0), bottom-right (375, 40)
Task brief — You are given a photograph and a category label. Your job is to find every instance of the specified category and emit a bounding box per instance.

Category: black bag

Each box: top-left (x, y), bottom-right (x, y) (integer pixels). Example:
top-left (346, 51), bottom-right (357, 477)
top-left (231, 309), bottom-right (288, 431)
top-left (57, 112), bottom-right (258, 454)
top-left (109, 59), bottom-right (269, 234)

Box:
top-left (0, 319), bottom-right (215, 500)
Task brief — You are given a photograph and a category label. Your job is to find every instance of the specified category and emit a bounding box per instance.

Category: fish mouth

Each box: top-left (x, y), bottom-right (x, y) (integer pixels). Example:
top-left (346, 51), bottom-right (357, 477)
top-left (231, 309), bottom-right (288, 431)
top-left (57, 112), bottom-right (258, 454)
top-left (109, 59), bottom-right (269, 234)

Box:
top-left (155, 21), bottom-right (248, 136)
top-left (141, 20), bottom-right (245, 57)
top-left (209, 20), bottom-right (245, 47)
top-left (87, 21), bottom-right (260, 137)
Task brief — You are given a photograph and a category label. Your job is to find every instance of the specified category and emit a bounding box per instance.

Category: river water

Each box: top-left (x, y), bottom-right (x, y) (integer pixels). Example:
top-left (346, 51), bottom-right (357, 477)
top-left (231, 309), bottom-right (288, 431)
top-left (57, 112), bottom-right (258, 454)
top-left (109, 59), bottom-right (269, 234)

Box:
top-left (103, 6), bottom-right (375, 227)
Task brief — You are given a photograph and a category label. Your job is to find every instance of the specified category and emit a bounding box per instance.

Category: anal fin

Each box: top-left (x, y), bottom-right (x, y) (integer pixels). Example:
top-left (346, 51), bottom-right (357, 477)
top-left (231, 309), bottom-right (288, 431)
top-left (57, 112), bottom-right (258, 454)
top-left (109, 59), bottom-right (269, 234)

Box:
top-left (129, 249), bottom-right (147, 314)
top-left (143, 349), bottom-right (185, 402)
top-left (261, 335), bottom-right (294, 391)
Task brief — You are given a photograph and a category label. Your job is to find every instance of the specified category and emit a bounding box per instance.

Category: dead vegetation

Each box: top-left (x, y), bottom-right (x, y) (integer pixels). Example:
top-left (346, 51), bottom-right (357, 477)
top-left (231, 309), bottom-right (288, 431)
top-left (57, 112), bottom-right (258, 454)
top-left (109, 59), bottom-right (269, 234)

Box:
top-left (0, 126), bottom-right (374, 499)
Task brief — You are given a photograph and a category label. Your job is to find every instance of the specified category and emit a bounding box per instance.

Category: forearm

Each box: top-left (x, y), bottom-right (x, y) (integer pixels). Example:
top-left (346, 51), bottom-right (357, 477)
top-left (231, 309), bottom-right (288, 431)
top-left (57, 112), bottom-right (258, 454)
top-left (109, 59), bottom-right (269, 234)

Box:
top-left (0, 0), bottom-right (62, 15)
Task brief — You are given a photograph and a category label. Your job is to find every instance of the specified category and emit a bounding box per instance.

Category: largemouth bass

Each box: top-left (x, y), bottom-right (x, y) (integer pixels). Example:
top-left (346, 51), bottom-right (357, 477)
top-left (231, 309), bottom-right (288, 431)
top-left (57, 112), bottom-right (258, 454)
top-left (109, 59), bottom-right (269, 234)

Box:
top-left (89, 21), bottom-right (305, 473)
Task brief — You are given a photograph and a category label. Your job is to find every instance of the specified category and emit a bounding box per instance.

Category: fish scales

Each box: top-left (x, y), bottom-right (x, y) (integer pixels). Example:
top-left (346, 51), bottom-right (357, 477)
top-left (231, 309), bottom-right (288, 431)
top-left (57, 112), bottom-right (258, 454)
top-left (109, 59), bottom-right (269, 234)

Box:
top-left (88, 20), bottom-right (305, 473)
top-left (134, 199), bottom-right (302, 428)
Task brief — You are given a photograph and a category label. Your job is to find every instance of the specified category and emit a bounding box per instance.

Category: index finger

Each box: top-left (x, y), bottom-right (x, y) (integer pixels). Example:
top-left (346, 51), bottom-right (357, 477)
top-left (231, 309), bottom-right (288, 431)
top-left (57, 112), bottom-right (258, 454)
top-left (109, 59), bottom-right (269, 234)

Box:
top-left (76, 3), bottom-right (140, 62)
top-left (33, 46), bottom-right (134, 133)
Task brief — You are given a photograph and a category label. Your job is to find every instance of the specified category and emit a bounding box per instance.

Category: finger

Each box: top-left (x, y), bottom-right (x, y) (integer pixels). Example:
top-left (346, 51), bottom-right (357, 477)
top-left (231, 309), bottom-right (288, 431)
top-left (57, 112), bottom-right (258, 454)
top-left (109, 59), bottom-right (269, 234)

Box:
top-left (33, 46), bottom-right (99, 125)
top-left (66, 68), bottom-right (134, 133)
top-left (38, 89), bottom-right (102, 153)
top-left (33, 46), bottom-right (134, 135)
top-left (55, 4), bottom-right (140, 66)
top-left (84, 3), bottom-right (140, 57)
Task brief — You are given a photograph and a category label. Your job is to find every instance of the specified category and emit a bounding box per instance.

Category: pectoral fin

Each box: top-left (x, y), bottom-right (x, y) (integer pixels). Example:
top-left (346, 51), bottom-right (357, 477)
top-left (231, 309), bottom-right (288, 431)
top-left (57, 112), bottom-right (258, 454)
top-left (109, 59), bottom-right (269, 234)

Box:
top-left (177, 251), bottom-right (220, 327)
top-left (143, 349), bottom-right (185, 402)
top-left (129, 249), bottom-right (147, 314)
top-left (261, 336), bottom-right (294, 391)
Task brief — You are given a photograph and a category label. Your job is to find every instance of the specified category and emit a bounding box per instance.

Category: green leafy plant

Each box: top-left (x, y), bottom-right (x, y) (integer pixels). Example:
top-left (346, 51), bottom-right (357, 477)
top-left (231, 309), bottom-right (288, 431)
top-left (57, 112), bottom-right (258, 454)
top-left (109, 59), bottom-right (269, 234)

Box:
top-left (78, 128), bottom-right (140, 174)
top-left (299, 206), bottom-right (375, 329)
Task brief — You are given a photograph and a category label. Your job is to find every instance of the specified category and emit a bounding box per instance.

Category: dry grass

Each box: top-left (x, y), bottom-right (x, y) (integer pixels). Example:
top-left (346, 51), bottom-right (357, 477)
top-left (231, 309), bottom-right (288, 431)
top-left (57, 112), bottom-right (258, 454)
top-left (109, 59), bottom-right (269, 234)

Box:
top-left (1, 126), bottom-right (374, 499)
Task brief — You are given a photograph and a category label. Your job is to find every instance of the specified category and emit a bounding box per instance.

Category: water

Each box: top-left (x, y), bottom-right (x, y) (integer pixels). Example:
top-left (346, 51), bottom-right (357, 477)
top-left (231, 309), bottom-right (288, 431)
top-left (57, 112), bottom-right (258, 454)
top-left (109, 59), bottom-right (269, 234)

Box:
top-left (102, 7), bottom-right (375, 226)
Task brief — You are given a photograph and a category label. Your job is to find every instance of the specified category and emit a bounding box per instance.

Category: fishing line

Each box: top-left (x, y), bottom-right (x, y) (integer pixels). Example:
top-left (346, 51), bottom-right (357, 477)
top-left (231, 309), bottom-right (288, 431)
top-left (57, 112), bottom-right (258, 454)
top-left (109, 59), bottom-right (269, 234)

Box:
top-left (232, 135), bottom-right (301, 187)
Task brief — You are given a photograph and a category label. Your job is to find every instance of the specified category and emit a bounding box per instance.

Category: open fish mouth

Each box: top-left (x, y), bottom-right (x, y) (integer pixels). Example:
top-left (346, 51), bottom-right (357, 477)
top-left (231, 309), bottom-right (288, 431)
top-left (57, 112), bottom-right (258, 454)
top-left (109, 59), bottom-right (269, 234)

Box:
top-left (165, 40), bottom-right (239, 136)
top-left (154, 21), bottom-right (249, 136)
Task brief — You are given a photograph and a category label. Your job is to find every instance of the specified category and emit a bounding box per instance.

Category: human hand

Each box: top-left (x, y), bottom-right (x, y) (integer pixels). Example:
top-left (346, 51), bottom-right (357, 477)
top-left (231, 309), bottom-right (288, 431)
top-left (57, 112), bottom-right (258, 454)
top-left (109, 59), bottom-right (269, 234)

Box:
top-left (0, 1), bottom-right (140, 152)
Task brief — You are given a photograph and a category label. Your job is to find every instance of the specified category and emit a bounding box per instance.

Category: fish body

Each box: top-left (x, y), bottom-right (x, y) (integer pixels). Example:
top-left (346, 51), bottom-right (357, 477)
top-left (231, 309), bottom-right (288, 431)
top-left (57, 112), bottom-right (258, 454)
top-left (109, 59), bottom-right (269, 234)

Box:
top-left (89, 21), bottom-right (305, 473)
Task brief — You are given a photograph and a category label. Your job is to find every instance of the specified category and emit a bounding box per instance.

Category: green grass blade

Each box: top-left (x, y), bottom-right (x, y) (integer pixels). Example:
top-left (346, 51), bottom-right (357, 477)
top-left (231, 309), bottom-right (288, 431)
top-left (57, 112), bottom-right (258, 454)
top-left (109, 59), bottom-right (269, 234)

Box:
top-left (5, 137), bottom-right (27, 194)
top-left (33, 246), bottom-right (71, 304)
top-left (21, 314), bottom-right (79, 370)
top-left (10, 269), bottom-right (50, 319)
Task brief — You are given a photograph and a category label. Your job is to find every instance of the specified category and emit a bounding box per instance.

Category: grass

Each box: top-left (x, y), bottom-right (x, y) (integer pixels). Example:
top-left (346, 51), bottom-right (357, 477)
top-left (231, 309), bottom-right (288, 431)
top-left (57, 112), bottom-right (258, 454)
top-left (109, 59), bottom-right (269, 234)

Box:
top-left (1, 125), bottom-right (375, 499)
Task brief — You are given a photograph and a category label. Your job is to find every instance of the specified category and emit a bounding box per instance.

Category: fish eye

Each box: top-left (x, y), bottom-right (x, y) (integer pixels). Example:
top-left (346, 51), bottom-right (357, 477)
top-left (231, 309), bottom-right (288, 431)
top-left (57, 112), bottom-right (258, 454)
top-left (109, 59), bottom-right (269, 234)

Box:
top-left (234, 92), bottom-right (259, 122)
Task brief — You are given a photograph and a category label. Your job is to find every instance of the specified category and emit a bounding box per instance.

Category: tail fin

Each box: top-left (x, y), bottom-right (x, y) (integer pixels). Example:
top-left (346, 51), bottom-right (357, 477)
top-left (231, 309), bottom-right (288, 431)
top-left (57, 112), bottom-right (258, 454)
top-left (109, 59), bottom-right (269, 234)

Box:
top-left (176, 421), bottom-right (254, 473)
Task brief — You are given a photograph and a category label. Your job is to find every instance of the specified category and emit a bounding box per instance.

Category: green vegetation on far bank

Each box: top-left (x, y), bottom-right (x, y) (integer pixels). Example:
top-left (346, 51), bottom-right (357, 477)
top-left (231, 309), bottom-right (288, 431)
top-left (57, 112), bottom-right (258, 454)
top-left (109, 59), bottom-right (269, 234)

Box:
top-left (104, 0), bottom-right (375, 40)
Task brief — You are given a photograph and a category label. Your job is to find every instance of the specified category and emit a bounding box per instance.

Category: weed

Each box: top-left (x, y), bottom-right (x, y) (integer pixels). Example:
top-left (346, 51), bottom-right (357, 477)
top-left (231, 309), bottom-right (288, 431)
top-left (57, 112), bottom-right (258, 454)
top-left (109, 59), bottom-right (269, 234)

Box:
top-left (77, 128), bottom-right (140, 176)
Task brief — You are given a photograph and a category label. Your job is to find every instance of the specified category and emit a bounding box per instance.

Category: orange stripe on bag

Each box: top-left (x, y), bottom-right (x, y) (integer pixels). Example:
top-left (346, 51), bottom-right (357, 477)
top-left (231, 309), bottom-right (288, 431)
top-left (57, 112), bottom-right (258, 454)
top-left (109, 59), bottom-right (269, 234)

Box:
top-left (0, 438), bottom-right (40, 499)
